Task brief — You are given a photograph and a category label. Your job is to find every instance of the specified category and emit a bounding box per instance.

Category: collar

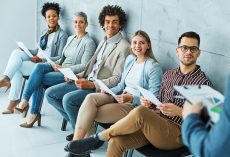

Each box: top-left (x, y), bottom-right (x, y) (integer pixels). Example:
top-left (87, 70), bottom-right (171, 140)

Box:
top-left (176, 65), bottom-right (201, 77)
top-left (104, 32), bottom-right (122, 44)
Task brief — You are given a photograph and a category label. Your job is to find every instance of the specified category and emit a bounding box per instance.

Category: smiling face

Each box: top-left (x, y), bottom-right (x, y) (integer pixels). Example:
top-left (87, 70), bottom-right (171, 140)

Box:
top-left (103, 15), bottom-right (122, 38)
top-left (73, 16), bottom-right (88, 34)
top-left (131, 35), bottom-right (150, 57)
top-left (45, 9), bottom-right (59, 28)
top-left (176, 37), bottom-right (200, 66)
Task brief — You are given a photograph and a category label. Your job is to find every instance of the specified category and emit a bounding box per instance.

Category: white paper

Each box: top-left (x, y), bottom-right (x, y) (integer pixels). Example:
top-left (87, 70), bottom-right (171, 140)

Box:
top-left (174, 85), bottom-right (224, 123)
top-left (58, 68), bottom-right (78, 81)
top-left (16, 41), bottom-right (33, 57)
top-left (94, 79), bottom-right (116, 98)
top-left (136, 85), bottom-right (161, 106)
top-left (36, 43), bottom-right (55, 65)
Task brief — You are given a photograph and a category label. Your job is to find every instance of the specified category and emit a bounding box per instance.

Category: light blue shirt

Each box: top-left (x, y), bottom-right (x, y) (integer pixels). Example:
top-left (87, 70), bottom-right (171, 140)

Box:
top-left (111, 54), bottom-right (163, 106)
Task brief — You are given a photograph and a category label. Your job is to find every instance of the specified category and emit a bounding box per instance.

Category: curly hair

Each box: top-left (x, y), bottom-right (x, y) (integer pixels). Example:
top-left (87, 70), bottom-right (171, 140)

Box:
top-left (98, 5), bottom-right (127, 30)
top-left (41, 2), bottom-right (61, 17)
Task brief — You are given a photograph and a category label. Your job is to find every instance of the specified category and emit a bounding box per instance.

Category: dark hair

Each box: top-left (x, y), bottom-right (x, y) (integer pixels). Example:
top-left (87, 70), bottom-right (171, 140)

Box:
top-left (132, 30), bottom-right (157, 62)
top-left (98, 5), bottom-right (127, 30)
top-left (178, 31), bottom-right (200, 47)
top-left (41, 2), bottom-right (61, 17)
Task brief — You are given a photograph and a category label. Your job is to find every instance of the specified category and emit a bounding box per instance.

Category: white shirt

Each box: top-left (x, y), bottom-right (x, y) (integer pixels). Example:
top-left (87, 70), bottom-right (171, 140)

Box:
top-left (124, 62), bottom-right (145, 96)
top-left (87, 32), bottom-right (122, 80)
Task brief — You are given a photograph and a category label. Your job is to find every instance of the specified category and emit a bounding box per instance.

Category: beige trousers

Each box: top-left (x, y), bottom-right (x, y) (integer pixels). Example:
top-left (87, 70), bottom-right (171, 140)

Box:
top-left (102, 106), bottom-right (183, 157)
top-left (76, 93), bottom-right (135, 133)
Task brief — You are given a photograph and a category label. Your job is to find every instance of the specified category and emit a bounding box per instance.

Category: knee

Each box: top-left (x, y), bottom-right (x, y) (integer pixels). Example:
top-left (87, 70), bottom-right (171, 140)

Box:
top-left (11, 49), bottom-right (22, 57)
top-left (45, 86), bottom-right (55, 100)
top-left (82, 94), bottom-right (97, 107)
top-left (132, 106), bottom-right (148, 117)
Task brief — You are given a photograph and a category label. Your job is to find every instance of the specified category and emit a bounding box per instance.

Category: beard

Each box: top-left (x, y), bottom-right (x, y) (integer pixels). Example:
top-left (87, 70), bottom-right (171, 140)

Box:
top-left (180, 59), bottom-right (197, 66)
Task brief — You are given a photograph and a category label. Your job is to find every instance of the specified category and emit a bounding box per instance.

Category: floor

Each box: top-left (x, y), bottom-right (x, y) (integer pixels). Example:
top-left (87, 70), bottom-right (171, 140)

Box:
top-left (0, 90), bottom-right (143, 157)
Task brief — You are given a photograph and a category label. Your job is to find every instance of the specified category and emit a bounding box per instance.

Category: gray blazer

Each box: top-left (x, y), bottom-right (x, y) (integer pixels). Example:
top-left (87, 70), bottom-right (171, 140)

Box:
top-left (78, 34), bottom-right (130, 91)
top-left (57, 33), bottom-right (96, 73)
top-left (30, 27), bottom-right (68, 62)
top-left (111, 55), bottom-right (163, 106)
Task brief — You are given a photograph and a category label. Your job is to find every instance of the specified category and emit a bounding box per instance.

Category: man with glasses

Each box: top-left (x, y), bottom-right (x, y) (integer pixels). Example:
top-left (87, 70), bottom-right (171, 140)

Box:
top-left (64, 31), bottom-right (212, 157)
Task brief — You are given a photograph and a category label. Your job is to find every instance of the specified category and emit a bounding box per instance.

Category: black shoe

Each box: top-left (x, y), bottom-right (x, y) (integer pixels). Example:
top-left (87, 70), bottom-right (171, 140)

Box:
top-left (65, 152), bottom-right (91, 157)
top-left (65, 134), bottom-right (104, 155)
top-left (66, 133), bottom-right (74, 141)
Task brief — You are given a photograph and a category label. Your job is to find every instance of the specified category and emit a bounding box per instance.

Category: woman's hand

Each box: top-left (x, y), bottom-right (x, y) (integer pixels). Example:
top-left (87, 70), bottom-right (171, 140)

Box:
top-left (140, 97), bottom-right (153, 108)
top-left (64, 77), bottom-right (74, 83)
top-left (31, 56), bottom-right (42, 63)
top-left (115, 93), bottom-right (133, 104)
top-left (51, 63), bottom-right (61, 71)
top-left (157, 103), bottom-right (182, 117)
top-left (182, 101), bottom-right (203, 120)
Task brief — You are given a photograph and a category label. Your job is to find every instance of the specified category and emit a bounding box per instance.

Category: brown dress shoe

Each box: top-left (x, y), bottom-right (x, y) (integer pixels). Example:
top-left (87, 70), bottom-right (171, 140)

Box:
top-left (2, 100), bottom-right (19, 114)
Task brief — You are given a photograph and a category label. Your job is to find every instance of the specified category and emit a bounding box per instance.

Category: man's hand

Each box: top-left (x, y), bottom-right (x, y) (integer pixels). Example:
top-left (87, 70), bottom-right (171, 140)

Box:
top-left (31, 56), bottom-right (42, 63)
top-left (115, 93), bottom-right (133, 104)
top-left (140, 97), bottom-right (153, 108)
top-left (182, 101), bottom-right (203, 120)
top-left (157, 103), bottom-right (182, 117)
top-left (51, 63), bottom-right (61, 71)
top-left (75, 78), bottom-right (95, 89)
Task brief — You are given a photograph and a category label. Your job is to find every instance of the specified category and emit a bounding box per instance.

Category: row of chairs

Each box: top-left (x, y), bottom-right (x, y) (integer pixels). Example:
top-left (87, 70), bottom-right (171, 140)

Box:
top-left (19, 76), bottom-right (191, 157)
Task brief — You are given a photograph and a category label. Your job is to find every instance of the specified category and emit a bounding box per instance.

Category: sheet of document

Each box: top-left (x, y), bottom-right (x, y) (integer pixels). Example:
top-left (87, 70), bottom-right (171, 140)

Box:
top-left (36, 43), bottom-right (55, 65)
top-left (136, 85), bottom-right (161, 106)
top-left (16, 41), bottom-right (33, 57)
top-left (58, 68), bottom-right (78, 81)
top-left (174, 85), bottom-right (224, 123)
top-left (94, 79), bottom-right (116, 98)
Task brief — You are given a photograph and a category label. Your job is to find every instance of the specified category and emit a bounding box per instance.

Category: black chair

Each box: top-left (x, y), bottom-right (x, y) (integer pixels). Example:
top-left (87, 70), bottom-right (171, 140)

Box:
top-left (127, 145), bottom-right (190, 157)
top-left (19, 75), bottom-right (30, 101)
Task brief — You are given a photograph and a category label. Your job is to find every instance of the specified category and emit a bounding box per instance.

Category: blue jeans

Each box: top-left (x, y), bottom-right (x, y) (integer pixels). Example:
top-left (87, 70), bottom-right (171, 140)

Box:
top-left (45, 82), bottom-right (95, 129)
top-left (22, 63), bottom-right (65, 114)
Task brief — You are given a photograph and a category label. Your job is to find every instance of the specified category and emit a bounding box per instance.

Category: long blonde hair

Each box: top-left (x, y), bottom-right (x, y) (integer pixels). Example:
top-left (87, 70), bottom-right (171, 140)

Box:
top-left (132, 30), bottom-right (157, 62)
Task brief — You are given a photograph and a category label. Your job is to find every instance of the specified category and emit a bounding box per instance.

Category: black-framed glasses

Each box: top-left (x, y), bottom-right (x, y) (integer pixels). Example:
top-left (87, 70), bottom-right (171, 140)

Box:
top-left (178, 45), bottom-right (199, 54)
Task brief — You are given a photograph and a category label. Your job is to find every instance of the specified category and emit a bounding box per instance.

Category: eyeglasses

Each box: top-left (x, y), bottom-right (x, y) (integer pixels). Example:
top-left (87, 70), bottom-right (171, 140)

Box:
top-left (178, 45), bottom-right (199, 54)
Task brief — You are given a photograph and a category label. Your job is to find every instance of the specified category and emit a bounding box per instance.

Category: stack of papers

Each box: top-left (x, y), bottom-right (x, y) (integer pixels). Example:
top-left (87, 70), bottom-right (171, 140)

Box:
top-left (174, 85), bottom-right (224, 123)
top-left (58, 68), bottom-right (78, 81)
top-left (16, 41), bottom-right (33, 57)
top-left (136, 85), bottom-right (161, 106)
top-left (94, 79), bottom-right (116, 98)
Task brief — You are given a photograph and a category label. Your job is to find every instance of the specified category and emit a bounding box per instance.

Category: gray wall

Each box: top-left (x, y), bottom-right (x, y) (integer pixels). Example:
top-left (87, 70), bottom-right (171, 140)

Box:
top-left (37, 0), bottom-right (230, 93)
top-left (0, 0), bottom-right (36, 75)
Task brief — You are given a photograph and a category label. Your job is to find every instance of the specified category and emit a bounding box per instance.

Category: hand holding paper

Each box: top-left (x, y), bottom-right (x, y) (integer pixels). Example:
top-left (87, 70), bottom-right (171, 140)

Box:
top-left (58, 68), bottom-right (78, 81)
top-left (136, 85), bottom-right (161, 106)
top-left (94, 79), bottom-right (116, 98)
top-left (16, 41), bottom-right (33, 57)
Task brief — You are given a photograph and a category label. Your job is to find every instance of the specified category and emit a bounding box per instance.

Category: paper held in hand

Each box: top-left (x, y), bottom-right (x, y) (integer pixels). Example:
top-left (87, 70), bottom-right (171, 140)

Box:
top-left (174, 85), bottom-right (224, 123)
top-left (58, 68), bottom-right (78, 81)
top-left (36, 43), bottom-right (55, 65)
top-left (136, 85), bottom-right (161, 106)
top-left (94, 79), bottom-right (116, 98)
top-left (16, 41), bottom-right (33, 57)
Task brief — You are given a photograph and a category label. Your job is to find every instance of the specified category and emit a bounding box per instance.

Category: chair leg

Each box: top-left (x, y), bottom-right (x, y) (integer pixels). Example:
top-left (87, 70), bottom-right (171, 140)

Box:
top-left (19, 78), bottom-right (27, 101)
top-left (61, 118), bottom-right (67, 131)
